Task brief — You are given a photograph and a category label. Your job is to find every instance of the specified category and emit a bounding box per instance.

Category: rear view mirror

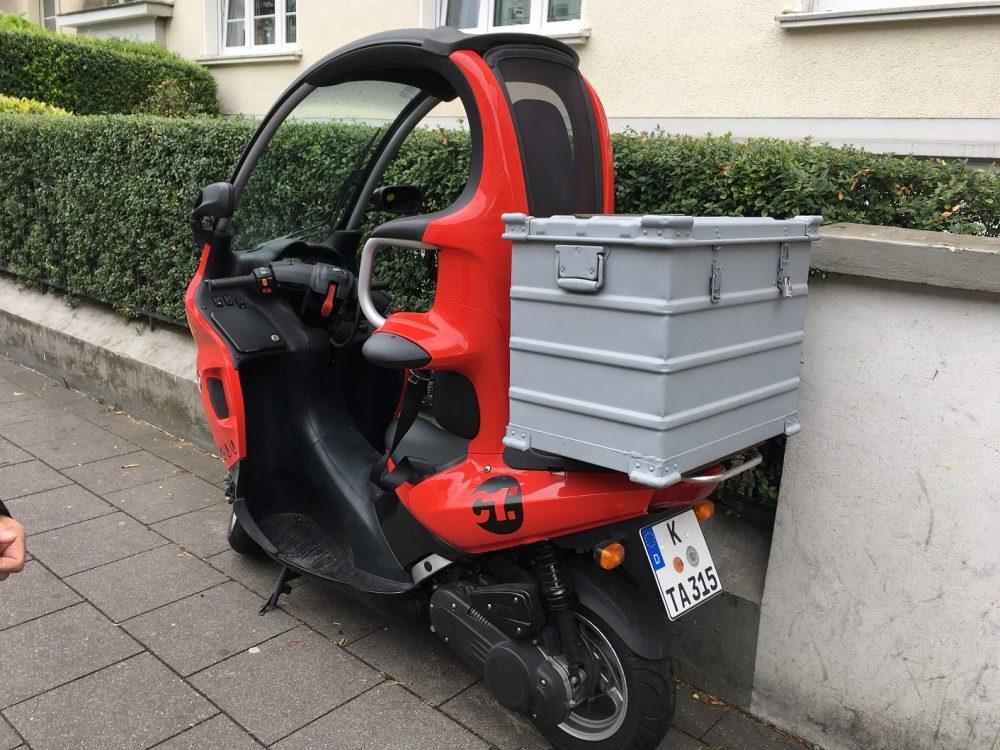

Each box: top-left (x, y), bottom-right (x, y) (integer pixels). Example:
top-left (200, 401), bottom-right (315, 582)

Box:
top-left (191, 182), bottom-right (235, 222)
top-left (189, 181), bottom-right (235, 242)
top-left (370, 185), bottom-right (422, 214)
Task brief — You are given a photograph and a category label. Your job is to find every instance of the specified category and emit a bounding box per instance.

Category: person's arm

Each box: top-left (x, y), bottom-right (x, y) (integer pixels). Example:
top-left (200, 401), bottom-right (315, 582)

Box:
top-left (0, 499), bottom-right (26, 581)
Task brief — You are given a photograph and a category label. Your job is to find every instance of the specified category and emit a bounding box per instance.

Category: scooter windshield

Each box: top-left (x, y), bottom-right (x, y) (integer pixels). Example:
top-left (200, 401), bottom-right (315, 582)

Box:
top-left (227, 80), bottom-right (424, 253)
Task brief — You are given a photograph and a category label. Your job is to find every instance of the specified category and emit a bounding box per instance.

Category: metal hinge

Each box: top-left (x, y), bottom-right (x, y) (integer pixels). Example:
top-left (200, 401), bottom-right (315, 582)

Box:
top-left (776, 242), bottom-right (793, 298)
top-left (709, 259), bottom-right (723, 303)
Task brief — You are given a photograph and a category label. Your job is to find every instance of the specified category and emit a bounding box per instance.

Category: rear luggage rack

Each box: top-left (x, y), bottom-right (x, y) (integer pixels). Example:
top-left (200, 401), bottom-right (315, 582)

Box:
top-left (682, 448), bottom-right (763, 484)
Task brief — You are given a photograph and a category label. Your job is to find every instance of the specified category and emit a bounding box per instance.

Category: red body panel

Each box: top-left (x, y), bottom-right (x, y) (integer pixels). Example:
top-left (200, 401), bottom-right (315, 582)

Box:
top-left (584, 76), bottom-right (616, 214)
top-left (388, 51), bottom-right (718, 553)
top-left (403, 456), bottom-right (717, 554)
top-left (184, 245), bottom-right (246, 467)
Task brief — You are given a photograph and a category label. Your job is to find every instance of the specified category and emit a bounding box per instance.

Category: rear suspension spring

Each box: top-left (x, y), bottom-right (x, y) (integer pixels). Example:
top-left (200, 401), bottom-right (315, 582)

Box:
top-left (532, 542), bottom-right (574, 613)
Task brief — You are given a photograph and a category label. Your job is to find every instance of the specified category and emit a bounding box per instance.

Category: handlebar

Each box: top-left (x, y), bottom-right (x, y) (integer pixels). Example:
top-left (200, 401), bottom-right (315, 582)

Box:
top-left (206, 274), bottom-right (256, 291)
top-left (204, 260), bottom-right (354, 299)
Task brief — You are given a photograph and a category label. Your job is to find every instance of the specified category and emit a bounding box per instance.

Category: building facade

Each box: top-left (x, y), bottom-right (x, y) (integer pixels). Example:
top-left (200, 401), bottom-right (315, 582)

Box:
top-left (4, 0), bottom-right (999, 162)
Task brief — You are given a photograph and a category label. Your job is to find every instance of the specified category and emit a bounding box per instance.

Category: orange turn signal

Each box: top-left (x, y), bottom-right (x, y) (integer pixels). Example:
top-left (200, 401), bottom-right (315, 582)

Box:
top-left (694, 500), bottom-right (715, 523)
top-left (595, 542), bottom-right (626, 570)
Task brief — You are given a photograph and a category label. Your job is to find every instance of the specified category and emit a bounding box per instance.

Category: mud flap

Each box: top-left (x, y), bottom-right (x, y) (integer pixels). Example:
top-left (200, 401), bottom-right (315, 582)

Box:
top-left (567, 562), bottom-right (670, 661)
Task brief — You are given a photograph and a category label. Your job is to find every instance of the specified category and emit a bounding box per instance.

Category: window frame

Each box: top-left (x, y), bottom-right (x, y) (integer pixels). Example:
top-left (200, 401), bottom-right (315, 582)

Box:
top-left (40, 0), bottom-right (58, 32)
top-left (778, 0), bottom-right (1000, 27)
top-left (803, 0), bottom-right (956, 10)
top-left (437, 0), bottom-right (584, 38)
top-left (221, 0), bottom-right (297, 56)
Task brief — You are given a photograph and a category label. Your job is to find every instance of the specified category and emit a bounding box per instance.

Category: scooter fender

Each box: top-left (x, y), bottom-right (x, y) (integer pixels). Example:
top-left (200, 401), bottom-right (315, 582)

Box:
top-left (567, 562), bottom-right (670, 661)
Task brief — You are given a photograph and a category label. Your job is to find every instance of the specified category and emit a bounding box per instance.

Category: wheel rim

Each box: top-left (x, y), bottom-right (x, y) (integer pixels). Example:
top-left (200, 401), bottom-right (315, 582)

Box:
top-left (558, 612), bottom-right (628, 741)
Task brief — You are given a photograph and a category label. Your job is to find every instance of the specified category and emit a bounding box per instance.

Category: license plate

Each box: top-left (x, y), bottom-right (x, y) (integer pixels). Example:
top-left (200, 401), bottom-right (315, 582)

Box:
top-left (640, 510), bottom-right (723, 621)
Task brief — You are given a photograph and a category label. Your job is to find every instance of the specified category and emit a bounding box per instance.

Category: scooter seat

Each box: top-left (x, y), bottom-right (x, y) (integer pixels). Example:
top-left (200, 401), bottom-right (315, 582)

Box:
top-left (386, 417), bottom-right (469, 475)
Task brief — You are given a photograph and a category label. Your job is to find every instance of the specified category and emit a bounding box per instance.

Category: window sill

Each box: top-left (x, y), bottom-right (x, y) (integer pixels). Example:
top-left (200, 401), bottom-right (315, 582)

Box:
top-left (546, 27), bottom-right (591, 45)
top-left (57, 0), bottom-right (173, 29)
top-left (777, 1), bottom-right (1000, 27)
top-left (451, 26), bottom-right (591, 45)
top-left (198, 50), bottom-right (302, 66)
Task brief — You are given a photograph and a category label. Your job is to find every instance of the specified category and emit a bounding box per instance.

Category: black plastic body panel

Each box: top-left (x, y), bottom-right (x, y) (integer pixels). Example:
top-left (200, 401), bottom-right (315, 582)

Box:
top-left (363, 332), bottom-right (431, 369)
top-left (210, 303), bottom-right (284, 355)
top-left (555, 511), bottom-right (682, 660)
top-left (568, 562), bottom-right (671, 661)
top-left (386, 418), bottom-right (469, 474)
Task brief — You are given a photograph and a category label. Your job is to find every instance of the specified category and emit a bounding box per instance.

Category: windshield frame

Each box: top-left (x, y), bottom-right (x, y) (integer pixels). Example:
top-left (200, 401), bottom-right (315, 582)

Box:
top-left (220, 81), bottom-right (430, 239)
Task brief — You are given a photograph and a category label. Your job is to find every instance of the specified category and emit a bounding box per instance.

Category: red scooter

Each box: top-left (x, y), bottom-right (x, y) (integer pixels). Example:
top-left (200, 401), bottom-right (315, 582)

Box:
top-left (186, 28), bottom-right (746, 749)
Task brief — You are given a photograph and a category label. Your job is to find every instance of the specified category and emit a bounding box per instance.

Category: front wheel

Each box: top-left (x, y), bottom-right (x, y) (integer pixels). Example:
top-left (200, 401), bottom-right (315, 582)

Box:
top-left (227, 509), bottom-right (264, 556)
top-left (538, 607), bottom-right (676, 750)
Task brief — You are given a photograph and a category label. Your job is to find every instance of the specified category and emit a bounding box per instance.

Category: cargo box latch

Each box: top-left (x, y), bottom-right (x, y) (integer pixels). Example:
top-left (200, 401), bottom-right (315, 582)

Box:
top-left (777, 242), bottom-right (793, 298)
top-left (556, 245), bottom-right (606, 293)
top-left (709, 259), bottom-right (723, 304)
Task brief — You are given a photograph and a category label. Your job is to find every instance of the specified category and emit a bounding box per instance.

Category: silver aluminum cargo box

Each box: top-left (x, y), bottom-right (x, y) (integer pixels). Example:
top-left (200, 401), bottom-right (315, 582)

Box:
top-left (502, 213), bottom-right (819, 488)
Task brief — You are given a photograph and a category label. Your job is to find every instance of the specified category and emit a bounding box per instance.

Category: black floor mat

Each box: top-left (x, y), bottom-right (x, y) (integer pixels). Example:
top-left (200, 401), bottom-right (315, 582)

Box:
top-left (257, 512), bottom-right (413, 594)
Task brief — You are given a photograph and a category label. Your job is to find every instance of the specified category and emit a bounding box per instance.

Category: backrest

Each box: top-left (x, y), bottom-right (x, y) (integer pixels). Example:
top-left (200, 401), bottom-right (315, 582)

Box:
top-left (488, 46), bottom-right (602, 217)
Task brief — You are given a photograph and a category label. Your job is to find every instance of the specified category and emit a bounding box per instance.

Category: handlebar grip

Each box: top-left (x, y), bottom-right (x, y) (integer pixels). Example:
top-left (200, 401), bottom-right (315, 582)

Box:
top-left (205, 275), bottom-right (255, 291)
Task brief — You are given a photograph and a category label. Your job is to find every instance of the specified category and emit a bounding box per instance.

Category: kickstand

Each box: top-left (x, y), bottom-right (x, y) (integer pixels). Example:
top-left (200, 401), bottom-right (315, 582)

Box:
top-left (260, 566), bottom-right (300, 615)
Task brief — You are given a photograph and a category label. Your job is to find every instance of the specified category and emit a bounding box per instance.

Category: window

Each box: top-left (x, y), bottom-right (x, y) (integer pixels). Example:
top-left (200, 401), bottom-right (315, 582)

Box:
top-left (439, 0), bottom-right (583, 36)
top-left (778, 0), bottom-right (999, 27)
top-left (807, 0), bottom-right (955, 9)
top-left (230, 81), bottom-right (426, 251)
top-left (40, 0), bottom-right (57, 32)
top-left (223, 0), bottom-right (296, 54)
top-left (492, 52), bottom-right (599, 216)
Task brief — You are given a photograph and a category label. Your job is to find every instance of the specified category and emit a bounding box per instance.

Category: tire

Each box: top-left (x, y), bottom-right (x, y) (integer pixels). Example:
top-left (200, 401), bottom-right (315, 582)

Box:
top-left (537, 606), bottom-right (676, 750)
top-left (227, 509), bottom-right (265, 556)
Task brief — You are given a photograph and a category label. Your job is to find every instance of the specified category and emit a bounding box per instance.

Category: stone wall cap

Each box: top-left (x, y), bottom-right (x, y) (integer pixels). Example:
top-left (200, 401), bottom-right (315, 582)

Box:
top-left (815, 223), bottom-right (1000, 294)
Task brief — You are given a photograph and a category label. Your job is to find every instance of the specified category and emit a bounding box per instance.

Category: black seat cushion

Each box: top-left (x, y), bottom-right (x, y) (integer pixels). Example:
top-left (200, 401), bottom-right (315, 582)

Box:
top-left (386, 417), bottom-right (469, 475)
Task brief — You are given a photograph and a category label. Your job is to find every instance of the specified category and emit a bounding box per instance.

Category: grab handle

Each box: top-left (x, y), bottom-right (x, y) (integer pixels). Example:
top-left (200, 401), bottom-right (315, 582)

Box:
top-left (682, 448), bottom-right (763, 484)
top-left (358, 237), bottom-right (437, 330)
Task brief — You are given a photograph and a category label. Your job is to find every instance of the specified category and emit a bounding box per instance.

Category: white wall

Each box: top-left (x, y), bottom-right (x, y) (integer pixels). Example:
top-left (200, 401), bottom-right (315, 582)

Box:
top-left (164, 0), bottom-right (418, 116)
top-left (150, 1), bottom-right (1000, 157)
top-left (753, 261), bottom-right (1000, 749)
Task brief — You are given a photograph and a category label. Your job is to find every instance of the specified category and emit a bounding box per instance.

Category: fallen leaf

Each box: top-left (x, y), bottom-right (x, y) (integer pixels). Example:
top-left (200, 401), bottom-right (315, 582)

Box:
top-left (121, 464), bottom-right (140, 469)
top-left (248, 646), bottom-right (261, 654)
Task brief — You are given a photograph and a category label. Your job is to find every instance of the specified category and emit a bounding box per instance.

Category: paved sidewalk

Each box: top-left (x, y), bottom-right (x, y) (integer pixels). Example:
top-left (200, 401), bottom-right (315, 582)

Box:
top-left (0, 355), bottom-right (808, 750)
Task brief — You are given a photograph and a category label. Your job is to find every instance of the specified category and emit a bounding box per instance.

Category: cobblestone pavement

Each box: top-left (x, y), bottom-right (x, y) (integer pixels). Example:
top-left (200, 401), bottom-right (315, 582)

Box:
top-left (0, 356), bottom-right (808, 750)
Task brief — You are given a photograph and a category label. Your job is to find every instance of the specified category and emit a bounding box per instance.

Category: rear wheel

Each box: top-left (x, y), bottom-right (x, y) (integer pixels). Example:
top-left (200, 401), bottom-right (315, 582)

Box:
top-left (538, 608), bottom-right (675, 750)
top-left (228, 509), bottom-right (264, 556)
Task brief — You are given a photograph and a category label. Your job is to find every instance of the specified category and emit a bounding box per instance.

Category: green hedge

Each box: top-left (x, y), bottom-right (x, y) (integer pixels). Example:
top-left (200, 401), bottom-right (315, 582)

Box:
top-left (0, 23), bottom-right (218, 116)
top-left (614, 130), bottom-right (998, 236)
top-left (2, 113), bottom-right (996, 510)
top-left (0, 114), bottom-right (997, 324)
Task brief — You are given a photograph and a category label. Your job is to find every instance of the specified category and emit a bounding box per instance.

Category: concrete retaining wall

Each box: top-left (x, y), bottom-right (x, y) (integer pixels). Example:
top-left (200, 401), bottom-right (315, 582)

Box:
top-left (751, 226), bottom-right (1000, 749)
top-left (0, 276), bottom-right (209, 449)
